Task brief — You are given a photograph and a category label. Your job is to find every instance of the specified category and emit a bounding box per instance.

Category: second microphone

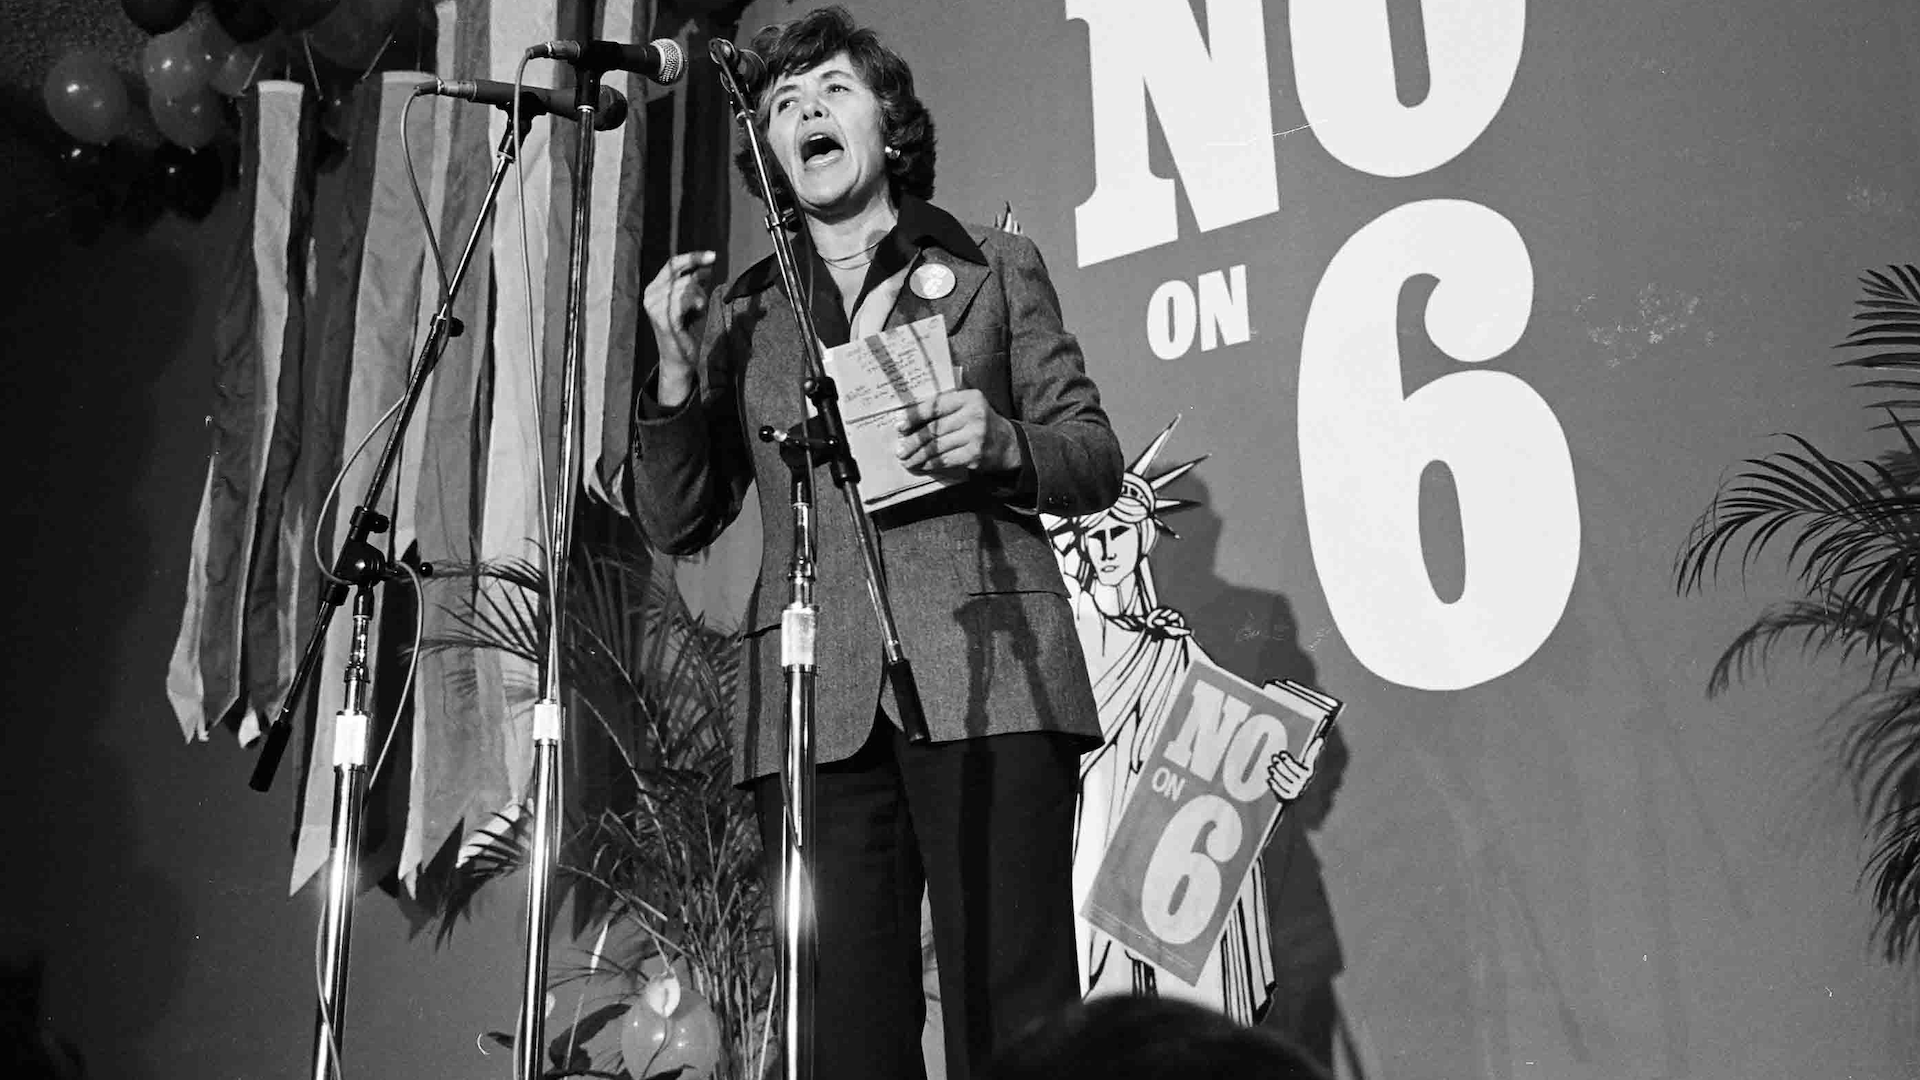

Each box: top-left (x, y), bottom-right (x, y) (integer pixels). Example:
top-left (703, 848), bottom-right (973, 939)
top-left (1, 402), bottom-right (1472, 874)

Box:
top-left (416, 78), bottom-right (630, 131)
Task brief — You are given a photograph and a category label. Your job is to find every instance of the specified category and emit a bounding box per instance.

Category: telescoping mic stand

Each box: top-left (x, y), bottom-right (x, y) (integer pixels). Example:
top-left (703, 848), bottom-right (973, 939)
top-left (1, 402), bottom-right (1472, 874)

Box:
top-left (245, 100), bottom-right (545, 1080)
top-left (708, 38), bottom-right (933, 1080)
top-left (507, 36), bottom-right (683, 1080)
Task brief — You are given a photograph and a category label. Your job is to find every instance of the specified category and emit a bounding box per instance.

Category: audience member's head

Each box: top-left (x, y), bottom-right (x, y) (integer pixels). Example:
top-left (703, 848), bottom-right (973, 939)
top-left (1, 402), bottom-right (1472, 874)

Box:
top-left (987, 993), bottom-right (1333, 1080)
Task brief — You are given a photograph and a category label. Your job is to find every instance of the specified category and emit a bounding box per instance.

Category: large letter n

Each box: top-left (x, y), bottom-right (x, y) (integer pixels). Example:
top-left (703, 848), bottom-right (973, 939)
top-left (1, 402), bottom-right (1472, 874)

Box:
top-left (1067, 0), bottom-right (1280, 267)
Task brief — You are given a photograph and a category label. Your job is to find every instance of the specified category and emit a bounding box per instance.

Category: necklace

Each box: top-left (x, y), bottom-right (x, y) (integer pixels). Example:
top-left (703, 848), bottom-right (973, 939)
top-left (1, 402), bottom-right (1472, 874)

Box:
top-left (820, 237), bottom-right (883, 267)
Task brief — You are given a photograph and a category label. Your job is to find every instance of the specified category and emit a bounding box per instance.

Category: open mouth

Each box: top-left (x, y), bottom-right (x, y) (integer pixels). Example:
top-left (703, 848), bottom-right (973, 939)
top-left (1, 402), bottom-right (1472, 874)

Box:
top-left (799, 131), bottom-right (844, 168)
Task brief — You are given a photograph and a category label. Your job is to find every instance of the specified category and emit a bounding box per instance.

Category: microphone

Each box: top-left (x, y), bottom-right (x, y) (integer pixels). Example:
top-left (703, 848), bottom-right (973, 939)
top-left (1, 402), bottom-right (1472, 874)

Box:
top-left (418, 79), bottom-right (630, 131)
top-left (709, 38), bottom-right (767, 87)
top-left (528, 38), bottom-right (685, 83)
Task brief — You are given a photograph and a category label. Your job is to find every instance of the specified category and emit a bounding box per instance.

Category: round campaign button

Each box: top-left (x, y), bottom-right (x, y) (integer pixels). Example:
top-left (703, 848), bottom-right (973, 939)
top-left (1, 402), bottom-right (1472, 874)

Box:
top-left (910, 262), bottom-right (955, 300)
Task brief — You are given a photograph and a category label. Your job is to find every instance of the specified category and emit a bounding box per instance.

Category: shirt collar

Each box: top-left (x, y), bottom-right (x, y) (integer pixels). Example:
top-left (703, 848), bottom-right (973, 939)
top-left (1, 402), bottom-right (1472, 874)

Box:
top-left (724, 195), bottom-right (987, 302)
top-left (893, 194), bottom-right (988, 266)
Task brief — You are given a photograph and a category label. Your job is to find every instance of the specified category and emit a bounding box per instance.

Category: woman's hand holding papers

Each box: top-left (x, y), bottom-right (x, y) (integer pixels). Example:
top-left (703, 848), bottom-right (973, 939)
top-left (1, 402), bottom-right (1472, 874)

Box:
top-left (893, 367), bottom-right (1023, 476)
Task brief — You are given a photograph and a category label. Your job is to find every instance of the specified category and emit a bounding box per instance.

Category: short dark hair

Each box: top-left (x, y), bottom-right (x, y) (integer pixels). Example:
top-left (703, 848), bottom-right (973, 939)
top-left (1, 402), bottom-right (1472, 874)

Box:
top-left (730, 5), bottom-right (937, 211)
top-left (986, 995), bottom-right (1333, 1080)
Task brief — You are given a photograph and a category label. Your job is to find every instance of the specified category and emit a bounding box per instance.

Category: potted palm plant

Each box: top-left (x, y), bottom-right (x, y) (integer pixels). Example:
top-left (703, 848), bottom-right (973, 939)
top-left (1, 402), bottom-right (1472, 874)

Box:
top-left (422, 541), bottom-right (773, 1079)
top-left (1675, 264), bottom-right (1920, 962)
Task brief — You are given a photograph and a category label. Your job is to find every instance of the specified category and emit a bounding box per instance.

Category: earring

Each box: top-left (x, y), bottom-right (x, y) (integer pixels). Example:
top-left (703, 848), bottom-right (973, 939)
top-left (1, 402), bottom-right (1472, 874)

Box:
top-left (884, 145), bottom-right (901, 160)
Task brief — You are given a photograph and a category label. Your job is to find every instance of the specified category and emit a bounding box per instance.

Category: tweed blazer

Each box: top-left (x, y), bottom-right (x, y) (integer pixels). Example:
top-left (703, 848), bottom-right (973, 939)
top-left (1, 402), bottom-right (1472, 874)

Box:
top-left (632, 202), bottom-right (1122, 781)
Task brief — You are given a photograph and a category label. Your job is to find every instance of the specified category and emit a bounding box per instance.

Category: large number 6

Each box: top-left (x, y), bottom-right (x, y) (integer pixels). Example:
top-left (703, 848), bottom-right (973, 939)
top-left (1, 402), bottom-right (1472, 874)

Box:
top-left (1299, 199), bottom-right (1579, 691)
top-left (1140, 795), bottom-right (1243, 945)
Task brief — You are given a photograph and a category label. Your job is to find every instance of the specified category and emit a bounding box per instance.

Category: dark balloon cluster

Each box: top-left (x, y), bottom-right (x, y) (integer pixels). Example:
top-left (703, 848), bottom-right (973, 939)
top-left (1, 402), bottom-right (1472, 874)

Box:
top-left (42, 0), bottom-right (427, 233)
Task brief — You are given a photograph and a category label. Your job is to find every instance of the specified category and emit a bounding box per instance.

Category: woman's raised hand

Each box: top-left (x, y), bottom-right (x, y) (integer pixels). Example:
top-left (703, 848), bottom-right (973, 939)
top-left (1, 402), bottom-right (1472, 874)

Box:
top-left (643, 250), bottom-right (717, 403)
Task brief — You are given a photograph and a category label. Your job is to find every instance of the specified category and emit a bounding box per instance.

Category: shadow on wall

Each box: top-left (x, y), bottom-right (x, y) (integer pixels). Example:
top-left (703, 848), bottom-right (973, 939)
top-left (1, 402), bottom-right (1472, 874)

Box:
top-left (1146, 473), bottom-right (1355, 1075)
top-left (0, 212), bottom-right (202, 1078)
top-left (2, 185), bottom-right (531, 1080)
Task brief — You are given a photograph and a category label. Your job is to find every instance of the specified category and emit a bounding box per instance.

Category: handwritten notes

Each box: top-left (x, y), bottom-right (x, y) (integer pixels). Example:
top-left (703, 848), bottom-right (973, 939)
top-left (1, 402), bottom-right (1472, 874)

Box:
top-left (822, 314), bottom-right (962, 510)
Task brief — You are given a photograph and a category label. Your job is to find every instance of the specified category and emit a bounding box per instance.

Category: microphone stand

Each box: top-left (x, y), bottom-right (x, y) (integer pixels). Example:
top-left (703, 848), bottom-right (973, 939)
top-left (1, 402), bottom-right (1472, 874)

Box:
top-left (511, 63), bottom-right (606, 1080)
top-left (247, 109), bottom-right (537, 1080)
top-left (709, 42), bottom-right (932, 1080)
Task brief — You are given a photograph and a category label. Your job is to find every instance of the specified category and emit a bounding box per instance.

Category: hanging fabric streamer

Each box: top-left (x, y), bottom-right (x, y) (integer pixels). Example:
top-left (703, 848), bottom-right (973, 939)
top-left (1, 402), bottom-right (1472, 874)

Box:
top-left (166, 0), bottom-right (738, 897)
top-left (581, 0), bottom-right (654, 513)
top-left (167, 79), bottom-right (313, 745)
top-left (290, 69), bottom-right (437, 890)
top-left (393, 0), bottom-right (503, 893)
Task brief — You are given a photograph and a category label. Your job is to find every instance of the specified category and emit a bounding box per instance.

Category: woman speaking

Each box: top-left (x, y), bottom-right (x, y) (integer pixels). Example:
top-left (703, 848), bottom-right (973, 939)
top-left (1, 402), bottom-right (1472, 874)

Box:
top-left (630, 7), bottom-right (1122, 1077)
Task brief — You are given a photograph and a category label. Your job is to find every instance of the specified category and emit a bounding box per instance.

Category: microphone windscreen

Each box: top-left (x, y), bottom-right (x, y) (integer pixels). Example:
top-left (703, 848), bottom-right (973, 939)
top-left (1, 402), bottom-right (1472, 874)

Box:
top-left (708, 38), bottom-right (766, 88)
top-left (595, 85), bottom-right (629, 131)
top-left (651, 38), bottom-right (686, 84)
top-left (734, 47), bottom-right (767, 87)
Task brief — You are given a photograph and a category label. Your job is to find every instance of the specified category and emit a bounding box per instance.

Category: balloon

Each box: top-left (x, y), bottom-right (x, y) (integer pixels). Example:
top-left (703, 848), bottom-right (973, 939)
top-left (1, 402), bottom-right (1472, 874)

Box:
top-left (122, 0), bottom-right (195, 35)
top-left (361, 0), bottom-right (415, 20)
top-left (120, 173), bottom-right (168, 231)
top-left (620, 1000), bottom-right (671, 1076)
top-left (211, 0), bottom-right (276, 43)
top-left (155, 144), bottom-right (225, 219)
top-left (345, 0), bottom-right (420, 32)
top-left (143, 23), bottom-right (215, 100)
top-left (316, 79), bottom-right (355, 139)
top-left (153, 86), bottom-right (225, 149)
top-left (306, 0), bottom-right (397, 70)
top-left (54, 141), bottom-right (106, 184)
top-left (200, 15), bottom-right (239, 71)
top-left (639, 972), bottom-right (681, 1017)
top-left (210, 34), bottom-right (283, 95)
top-left (43, 49), bottom-right (131, 146)
top-left (311, 58), bottom-right (367, 152)
top-left (117, 91), bottom-right (166, 148)
top-left (262, 0), bottom-right (342, 33)
top-left (311, 81), bottom-right (352, 172)
top-left (620, 978), bottom-right (721, 1080)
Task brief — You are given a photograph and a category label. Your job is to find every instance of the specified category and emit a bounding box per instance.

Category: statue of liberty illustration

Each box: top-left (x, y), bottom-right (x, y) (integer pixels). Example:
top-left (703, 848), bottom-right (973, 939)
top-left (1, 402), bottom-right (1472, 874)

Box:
top-left (1045, 416), bottom-right (1320, 1024)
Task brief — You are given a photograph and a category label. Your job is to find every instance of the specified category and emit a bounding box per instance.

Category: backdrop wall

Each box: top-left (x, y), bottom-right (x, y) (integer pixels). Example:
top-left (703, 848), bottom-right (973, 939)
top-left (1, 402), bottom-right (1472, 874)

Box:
top-left (7, 2), bottom-right (1920, 1078)
top-left (701, 2), bottom-right (1920, 1077)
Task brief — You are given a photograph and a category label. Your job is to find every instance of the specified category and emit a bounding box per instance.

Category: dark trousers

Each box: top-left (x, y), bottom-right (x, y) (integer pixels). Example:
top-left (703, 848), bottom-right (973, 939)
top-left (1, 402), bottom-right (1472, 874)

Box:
top-left (754, 715), bottom-right (1083, 1080)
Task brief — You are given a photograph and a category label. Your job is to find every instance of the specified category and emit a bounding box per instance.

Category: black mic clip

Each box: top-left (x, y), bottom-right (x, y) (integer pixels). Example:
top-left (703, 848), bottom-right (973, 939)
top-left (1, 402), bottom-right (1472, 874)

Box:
top-left (760, 421), bottom-right (843, 463)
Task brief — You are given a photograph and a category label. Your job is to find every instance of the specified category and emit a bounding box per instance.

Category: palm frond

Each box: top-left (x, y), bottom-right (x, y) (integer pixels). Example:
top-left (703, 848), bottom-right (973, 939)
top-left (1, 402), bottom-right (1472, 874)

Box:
top-left (1673, 437), bottom-right (1920, 666)
top-left (1873, 440), bottom-right (1920, 490)
top-left (1681, 265), bottom-right (1920, 964)
top-left (1704, 598), bottom-right (1909, 697)
top-left (429, 802), bottom-right (533, 945)
top-left (418, 539), bottom-right (766, 1074)
top-left (1838, 265), bottom-right (1920, 422)
top-left (482, 1001), bottom-right (632, 1080)
top-left (429, 555), bottom-right (553, 666)
top-left (1865, 803), bottom-right (1920, 963)
top-left (1839, 682), bottom-right (1920, 825)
